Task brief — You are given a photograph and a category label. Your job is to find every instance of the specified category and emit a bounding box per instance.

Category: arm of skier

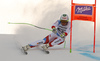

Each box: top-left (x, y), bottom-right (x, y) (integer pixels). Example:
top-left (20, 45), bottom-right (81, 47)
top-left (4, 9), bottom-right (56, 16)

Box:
top-left (51, 20), bottom-right (59, 34)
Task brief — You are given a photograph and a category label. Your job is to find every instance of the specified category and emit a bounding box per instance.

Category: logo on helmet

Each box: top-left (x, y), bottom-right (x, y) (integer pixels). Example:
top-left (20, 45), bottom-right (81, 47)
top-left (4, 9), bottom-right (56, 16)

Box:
top-left (63, 14), bottom-right (67, 17)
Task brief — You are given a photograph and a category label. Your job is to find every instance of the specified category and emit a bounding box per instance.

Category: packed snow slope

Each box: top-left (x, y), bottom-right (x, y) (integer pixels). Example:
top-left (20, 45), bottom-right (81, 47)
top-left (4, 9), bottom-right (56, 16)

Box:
top-left (0, 34), bottom-right (100, 61)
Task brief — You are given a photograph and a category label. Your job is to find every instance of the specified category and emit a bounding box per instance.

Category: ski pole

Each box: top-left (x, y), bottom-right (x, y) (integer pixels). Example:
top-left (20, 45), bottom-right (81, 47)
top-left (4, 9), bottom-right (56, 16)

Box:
top-left (64, 38), bottom-right (66, 48)
top-left (8, 22), bottom-right (52, 31)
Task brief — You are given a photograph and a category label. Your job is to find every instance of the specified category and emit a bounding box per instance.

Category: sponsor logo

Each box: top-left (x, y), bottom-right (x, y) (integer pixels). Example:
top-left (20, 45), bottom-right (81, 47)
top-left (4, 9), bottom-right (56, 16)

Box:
top-left (54, 39), bottom-right (61, 43)
top-left (75, 6), bottom-right (92, 15)
top-left (37, 42), bottom-right (43, 44)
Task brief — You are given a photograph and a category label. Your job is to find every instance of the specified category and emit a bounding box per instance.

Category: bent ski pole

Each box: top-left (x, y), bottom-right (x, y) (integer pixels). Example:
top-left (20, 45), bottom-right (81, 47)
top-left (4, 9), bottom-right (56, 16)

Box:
top-left (8, 22), bottom-right (52, 31)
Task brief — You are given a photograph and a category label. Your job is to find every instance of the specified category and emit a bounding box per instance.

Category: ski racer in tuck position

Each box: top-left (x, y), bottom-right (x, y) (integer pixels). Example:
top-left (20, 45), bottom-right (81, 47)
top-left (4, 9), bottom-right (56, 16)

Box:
top-left (23, 14), bottom-right (71, 52)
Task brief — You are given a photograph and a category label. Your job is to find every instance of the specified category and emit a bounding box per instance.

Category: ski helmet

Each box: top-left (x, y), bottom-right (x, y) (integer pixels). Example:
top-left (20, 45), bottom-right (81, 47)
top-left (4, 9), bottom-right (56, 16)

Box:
top-left (60, 14), bottom-right (69, 23)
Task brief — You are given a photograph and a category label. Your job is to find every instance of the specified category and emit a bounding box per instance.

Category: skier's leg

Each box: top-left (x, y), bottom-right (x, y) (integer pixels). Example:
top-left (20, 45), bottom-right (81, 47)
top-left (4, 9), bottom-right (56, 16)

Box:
top-left (43, 33), bottom-right (57, 44)
top-left (42, 37), bottom-right (64, 51)
top-left (49, 37), bottom-right (64, 47)
top-left (23, 33), bottom-right (57, 51)
top-left (28, 33), bottom-right (55, 48)
top-left (41, 37), bottom-right (57, 51)
top-left (29, 40), bottom-right (45, 48)
top-left (41, 33), bottom-right (57, 50)
top-left (23, 39), bottom-right (45, 51)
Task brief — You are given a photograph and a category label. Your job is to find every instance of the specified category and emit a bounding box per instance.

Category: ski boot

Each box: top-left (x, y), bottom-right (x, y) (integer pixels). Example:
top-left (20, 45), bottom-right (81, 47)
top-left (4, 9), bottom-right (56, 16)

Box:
top-left (22, 44), bottom-right (31, 51)
top-left (42, 44), bottom-right (50, 54)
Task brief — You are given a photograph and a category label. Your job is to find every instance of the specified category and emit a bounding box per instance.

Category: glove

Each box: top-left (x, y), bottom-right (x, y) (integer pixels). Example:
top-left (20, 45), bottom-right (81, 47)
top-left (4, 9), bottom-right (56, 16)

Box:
top-left (52, 28), bottom-right (57, 34)
top-left (60, 33), bottom-right (65, 38)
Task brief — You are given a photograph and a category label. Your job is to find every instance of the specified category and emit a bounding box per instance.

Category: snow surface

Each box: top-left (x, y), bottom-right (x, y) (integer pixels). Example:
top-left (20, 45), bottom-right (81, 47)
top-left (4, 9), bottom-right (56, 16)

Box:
top-left (0, 34), bottom-right (100, 61)
top-left (0, 0), bottom-right (100, 61)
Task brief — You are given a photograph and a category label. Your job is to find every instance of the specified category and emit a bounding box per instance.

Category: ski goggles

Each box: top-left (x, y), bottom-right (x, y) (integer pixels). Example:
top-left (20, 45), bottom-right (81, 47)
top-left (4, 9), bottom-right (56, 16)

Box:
top-left (60, 20), bottom-right (68, 23)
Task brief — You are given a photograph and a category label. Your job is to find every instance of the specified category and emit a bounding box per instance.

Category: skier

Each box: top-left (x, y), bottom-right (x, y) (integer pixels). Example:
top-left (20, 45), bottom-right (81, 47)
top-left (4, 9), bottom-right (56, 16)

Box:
top-left (23, 14), bottom-right (71, 53)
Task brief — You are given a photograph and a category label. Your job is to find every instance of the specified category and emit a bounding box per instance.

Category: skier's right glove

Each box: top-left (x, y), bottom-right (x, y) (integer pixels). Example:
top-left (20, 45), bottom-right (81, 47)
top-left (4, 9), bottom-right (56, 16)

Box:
top-left (60, 33), bottom-right (65, 38)
top-left (52, 28), bottom-right (57, 34)
top-left (60, 32), bottom-right (68, 38)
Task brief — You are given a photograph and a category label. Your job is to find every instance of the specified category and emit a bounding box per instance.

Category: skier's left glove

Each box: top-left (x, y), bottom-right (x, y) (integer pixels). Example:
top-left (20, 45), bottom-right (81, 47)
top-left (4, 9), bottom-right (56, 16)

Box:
top-left (51, 26), bottom-right (57, 34)
top-left (52, 28), bottom-right (57, 34)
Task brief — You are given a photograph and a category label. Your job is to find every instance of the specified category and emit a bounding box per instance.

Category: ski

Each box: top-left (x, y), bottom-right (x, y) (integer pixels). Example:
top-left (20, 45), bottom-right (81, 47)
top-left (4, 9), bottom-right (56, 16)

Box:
top-left (41, 46), bottom-right (50, 54)
top-left (43, 50), bottom-right (50, 54)
top-left (22, 47), bottom-right (28, 55)
top-left (16, 40), bottom-right (28, 55)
